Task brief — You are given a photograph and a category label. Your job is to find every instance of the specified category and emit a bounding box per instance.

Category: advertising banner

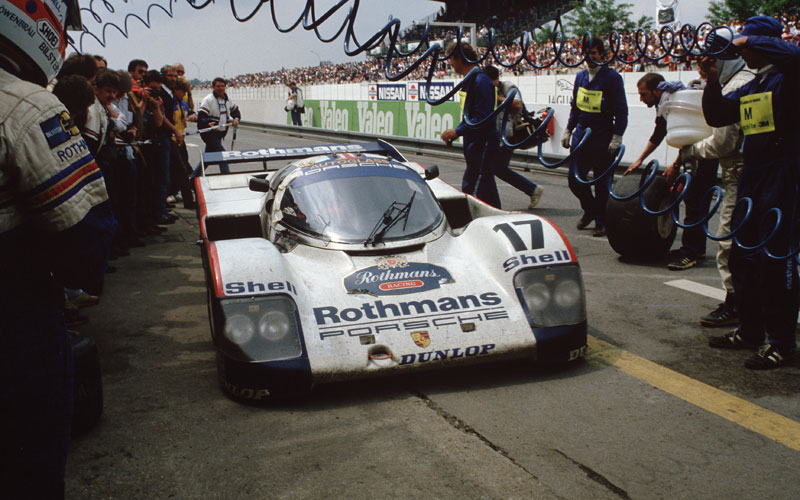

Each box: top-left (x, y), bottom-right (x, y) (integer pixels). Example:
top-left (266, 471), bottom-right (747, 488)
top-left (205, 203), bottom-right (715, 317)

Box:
top-left (376, 83), bottom-right (407, 101)
top-left (298, 99), bottom-right (461, 141)
top-left (409, 81), bottom-right (456, 102)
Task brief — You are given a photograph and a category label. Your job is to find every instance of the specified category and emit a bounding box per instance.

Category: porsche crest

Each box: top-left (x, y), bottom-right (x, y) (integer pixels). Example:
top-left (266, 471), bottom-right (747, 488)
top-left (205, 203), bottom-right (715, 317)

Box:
top-left (411, 331), bottom-right (430, 348)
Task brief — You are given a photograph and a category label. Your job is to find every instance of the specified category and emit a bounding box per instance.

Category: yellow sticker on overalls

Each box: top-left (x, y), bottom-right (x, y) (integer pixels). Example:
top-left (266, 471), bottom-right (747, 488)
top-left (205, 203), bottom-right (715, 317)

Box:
top-left (740, 91), bottom-right (775, 136)
top-left (458, 89), bottom-right (498, 114)
top-left (576, 87), bottom-right (603, 113)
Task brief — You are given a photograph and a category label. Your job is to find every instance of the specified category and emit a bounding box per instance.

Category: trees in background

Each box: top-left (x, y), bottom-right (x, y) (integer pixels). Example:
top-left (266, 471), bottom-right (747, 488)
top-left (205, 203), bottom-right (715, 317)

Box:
top-left (706, 0), bottom-right (799, 24)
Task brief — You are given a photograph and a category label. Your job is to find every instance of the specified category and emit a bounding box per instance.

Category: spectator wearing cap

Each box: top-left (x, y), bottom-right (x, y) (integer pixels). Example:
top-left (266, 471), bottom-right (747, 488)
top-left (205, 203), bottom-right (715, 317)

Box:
top-left (702, 16), bottom-right (800, 369)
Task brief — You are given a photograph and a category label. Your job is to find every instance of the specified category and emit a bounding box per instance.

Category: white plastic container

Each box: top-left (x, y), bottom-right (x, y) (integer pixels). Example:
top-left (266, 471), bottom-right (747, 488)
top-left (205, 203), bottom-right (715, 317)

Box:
top-left (660, 89), bottom-right (713, 148)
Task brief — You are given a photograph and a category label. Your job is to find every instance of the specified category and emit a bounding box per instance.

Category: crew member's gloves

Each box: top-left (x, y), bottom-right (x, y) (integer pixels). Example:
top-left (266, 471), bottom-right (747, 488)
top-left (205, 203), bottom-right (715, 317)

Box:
top-left (561, 129), bottom-right (572, 149)
top-left (608, 134), bottom-right (623, 154)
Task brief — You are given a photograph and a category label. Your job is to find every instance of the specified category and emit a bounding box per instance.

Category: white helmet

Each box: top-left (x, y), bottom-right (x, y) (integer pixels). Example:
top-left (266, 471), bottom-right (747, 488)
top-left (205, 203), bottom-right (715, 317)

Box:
top-left (0, 0), bottom-right (83, 85)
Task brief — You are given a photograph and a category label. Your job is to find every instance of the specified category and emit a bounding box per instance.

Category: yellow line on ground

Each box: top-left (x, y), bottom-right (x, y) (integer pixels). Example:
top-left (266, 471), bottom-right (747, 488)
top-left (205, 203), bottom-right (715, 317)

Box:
top-left (586, 336), bottom-right (800, 452)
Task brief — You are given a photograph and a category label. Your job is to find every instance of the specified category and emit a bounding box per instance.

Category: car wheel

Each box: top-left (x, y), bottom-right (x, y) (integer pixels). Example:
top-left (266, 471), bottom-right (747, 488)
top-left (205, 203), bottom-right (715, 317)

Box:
top-left (605, 173), bottom-right (677, 260)
top-left (69, 331), bottom-right (103, 436)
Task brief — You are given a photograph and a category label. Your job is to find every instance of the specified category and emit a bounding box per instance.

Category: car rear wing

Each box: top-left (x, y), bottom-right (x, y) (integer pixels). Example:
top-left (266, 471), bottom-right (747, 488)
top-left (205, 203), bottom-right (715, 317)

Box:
top-left (199, 139), bottom-right (408, 176)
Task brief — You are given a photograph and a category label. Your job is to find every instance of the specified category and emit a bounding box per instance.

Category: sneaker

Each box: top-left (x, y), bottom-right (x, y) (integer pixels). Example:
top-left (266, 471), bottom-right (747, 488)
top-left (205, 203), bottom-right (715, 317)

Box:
top-left (592, 224), bottom-right (607, 237)
top-left (700, 302), bottom-right (739, 327)
top-left (708, 330), bottom-right (760, 350)
top-left (667, 255), bottom-right (698, 271)
top-left (745, 344), bottom-right (791, 370)
top-left (528, 186), bottom-right (544, 209)
top-left (577, 214), bottom-right (593, 230)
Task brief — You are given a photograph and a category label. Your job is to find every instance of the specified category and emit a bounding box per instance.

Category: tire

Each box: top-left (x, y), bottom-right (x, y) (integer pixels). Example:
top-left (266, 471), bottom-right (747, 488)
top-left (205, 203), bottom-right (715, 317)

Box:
top-left (69, 331), bottom-right (103, 436)
top-left (605, 173), bottom-right (677, 260)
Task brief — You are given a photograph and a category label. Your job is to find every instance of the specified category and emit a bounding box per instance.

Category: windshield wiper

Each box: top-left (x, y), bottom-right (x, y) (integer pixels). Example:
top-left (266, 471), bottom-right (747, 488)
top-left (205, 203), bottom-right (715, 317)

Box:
top-left (365, 192), bottom-right (416, 246)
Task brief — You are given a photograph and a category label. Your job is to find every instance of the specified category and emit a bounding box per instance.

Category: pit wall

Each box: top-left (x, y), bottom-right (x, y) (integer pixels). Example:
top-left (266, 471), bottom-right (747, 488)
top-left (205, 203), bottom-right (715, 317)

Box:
top-left (222, 71), bottom-right (701, 165)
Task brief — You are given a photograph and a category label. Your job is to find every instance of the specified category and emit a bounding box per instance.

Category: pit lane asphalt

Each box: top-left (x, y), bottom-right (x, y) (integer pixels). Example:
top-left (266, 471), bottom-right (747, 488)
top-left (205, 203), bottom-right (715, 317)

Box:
top-left (65, 128), bottom-right (800, 499)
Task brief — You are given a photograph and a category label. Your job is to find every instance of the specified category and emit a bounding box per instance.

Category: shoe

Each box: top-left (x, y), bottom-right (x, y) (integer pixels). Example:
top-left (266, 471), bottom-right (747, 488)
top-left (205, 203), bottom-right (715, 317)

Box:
top-left (700, 301), bottom-right (739, 327)
top-left (64, 306), bottom-right (89, 327)
top-left (166, 195), bottom-right (177, 204)
top-left (667, 254), bottom-right (698, 271)
top-left (174, 193), bottom-right (183, 202)
top-left (66, 291), bottom-right (99, 309)
top-left (708, 330), bottom-right (760, 350)
top-left (592, 224), bottom-right (606, 237)
top-left (745, 344), bottom-right (791, 370)
top-left (158, 214), bottom-right (176, 225)
top-left (577, 214), bottom-right (593, 230)
top-left (166, 203), bottom-right (176, 209)
top-left (528, 186), bottom-right (544, 209)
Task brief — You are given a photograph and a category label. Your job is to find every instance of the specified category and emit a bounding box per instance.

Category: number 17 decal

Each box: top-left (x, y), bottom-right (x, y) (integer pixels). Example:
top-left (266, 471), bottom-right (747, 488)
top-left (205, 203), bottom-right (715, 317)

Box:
top-left (493, 220), bottom-right (544, 252)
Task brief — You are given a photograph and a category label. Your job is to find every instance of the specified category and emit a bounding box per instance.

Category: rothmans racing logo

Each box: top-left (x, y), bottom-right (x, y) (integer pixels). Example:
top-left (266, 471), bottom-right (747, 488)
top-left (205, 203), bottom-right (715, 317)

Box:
top-left (314, 292), bottom-right (508, 340)
top-left (344, 258), bottom-right (453, 296)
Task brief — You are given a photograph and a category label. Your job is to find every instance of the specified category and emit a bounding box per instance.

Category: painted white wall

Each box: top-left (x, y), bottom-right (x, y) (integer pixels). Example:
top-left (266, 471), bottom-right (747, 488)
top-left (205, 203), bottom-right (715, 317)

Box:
top-left (218, 70), bottom-right (705, 166)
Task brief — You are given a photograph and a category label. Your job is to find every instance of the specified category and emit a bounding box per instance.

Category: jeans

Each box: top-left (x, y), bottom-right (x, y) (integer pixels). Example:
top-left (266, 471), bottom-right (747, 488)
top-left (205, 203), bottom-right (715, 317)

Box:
top-left (495, 147), bottom-right (538, 196)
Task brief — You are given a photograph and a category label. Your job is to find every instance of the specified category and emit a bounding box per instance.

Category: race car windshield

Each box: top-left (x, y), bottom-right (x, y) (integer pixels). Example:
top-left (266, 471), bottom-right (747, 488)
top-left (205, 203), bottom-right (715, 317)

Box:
top-left (279, 165), bottom-right (442, 243)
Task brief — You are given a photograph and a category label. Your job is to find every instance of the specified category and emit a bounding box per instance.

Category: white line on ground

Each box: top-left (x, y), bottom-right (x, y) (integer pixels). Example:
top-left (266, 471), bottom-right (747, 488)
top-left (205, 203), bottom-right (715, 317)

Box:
top-left (664, 279), bottom-right (726, 301)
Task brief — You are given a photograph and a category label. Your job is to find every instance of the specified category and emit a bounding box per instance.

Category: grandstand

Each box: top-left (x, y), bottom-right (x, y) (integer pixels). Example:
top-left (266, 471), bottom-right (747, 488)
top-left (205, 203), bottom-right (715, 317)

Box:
top-left (404, 0), bottom-right (572, 43)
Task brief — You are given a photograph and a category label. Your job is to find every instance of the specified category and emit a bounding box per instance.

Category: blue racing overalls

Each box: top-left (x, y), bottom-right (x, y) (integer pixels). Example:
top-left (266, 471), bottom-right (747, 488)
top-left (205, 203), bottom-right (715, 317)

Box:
top-left (566, 66), bottom-right (628, 226)
top-left (455, 69), bottom-right (501, 208)
top-left (702, 36), bottom-right (800, 352)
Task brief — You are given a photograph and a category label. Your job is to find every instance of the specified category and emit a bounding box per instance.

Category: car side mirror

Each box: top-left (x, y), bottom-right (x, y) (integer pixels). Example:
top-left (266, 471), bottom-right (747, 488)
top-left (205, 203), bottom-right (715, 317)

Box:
top-left (249, 177), bottom-right (270, 192)
top-left (424, 165), bottom-right (439, 180)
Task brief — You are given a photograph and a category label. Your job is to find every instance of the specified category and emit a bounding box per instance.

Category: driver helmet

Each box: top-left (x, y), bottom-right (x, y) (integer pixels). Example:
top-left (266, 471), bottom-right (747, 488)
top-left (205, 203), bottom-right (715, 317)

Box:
top-left (0, 0), bottom-right (83, 85)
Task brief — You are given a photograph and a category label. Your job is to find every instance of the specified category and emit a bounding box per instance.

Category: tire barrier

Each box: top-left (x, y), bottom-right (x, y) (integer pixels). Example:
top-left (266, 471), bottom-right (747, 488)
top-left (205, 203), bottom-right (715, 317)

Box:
top-left (72, 3), bottom-right (792, 258)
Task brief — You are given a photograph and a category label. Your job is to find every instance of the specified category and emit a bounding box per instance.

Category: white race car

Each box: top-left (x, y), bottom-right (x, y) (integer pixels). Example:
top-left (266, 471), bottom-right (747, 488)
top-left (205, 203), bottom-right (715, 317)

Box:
top-left (195, 140), bottom-right (586, 401)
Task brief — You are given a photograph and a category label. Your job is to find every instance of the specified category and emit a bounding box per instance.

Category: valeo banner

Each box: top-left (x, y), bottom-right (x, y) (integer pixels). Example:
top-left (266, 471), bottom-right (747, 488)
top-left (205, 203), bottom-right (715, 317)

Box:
top-left (289, 100), bottom-right (462, 142)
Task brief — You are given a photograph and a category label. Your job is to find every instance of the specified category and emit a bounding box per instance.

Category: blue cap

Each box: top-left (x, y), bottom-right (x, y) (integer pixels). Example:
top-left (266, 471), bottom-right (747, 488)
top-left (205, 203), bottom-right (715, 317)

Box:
top-left (737, 16), bottom-right (783, 38)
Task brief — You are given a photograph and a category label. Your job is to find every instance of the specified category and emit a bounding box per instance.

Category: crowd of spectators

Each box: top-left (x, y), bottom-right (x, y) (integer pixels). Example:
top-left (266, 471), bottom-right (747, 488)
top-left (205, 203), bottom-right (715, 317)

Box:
top-left (196, 12), bottom-right (800, 90)
top-left (49, 54), bottom-right (200, 325)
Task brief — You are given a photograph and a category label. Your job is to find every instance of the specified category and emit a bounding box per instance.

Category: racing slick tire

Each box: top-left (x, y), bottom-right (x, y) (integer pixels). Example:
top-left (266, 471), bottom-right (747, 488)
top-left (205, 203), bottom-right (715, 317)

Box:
top-left (605, 173), bottom-right (677, 260)
top-left (69, 330), bottom-right (103, 436)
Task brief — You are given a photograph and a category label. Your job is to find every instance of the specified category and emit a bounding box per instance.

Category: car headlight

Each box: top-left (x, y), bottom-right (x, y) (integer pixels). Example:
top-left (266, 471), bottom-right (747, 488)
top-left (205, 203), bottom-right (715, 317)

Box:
top-left (522, 282), bottom-right (551, 312)
top-left (514, 264), bottom-right (586, 327)
top-left (220, 296), bottom-right (303, 361)
top-left (225, 314), bottom-right (256, 345)
top-left (258, 310), bottom-right (292, 341)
